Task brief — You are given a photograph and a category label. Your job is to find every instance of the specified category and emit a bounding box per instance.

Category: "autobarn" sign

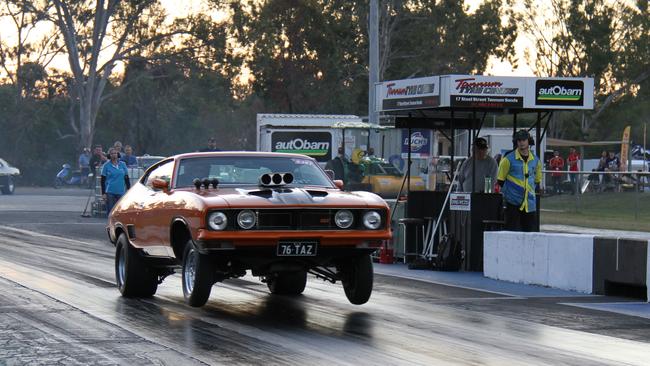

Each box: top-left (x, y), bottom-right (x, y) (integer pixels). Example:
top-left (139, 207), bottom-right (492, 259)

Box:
top-left (272, 131), bottom-right (332, 162)
top-left (535, 79), bottom-right (584, 106)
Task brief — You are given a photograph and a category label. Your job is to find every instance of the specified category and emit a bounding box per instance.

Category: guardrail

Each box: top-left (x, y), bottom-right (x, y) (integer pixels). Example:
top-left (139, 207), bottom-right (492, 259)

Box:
top-left (541, 170), bottom-right (650, 222)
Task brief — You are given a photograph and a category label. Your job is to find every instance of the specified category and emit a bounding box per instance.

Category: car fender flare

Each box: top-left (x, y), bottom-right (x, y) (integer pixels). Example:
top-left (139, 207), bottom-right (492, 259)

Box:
top-left (170, 216), bottom-right (193, 259)
top-left (111, 222), bottom-right (129, 246)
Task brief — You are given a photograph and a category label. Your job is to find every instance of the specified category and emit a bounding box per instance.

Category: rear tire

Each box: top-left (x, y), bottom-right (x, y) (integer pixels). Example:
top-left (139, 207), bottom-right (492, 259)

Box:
top-left (267, 271), bottom-right (307, 295)
top-left (115, 234), bottom-right (158, 297)
top-left (1, 176), bottom-right (15, 194)
top-left (341, 254), bottom-right (373, 305)
top-left (182, 240), bottom-right (214, 307)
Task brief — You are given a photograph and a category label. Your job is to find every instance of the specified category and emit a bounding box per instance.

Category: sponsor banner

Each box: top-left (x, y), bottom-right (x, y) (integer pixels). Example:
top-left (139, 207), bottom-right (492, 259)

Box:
top-left (271, 131), bottom-right (332, 162)
top-left (401, 129), bottom-right (432, 158)
top-left (382, 74), bottom-right (594, 111)
top-left (376, 76), bottom-right (440, 112)
top-left (535, 79), bottom-right (584, 106)
top-left (450, 193), bottom-right (471, 211)
top-left (620, 125), bottom-right (631, 172)
top-left (449, 75), bottom-right (526, 108)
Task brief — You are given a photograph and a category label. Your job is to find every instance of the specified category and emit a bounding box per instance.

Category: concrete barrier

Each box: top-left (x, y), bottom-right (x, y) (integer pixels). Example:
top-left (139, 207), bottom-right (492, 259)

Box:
top-left (485, 231), bottom-right (649, 301)
top-left (484, 232), bottom-right (594, 294)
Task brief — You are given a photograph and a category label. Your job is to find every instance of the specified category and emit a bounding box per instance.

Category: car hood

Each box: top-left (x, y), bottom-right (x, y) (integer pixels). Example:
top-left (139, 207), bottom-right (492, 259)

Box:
top-left (0, 166), bottom-right (19, 175)
top-left (186, 187), bottom-right (387, 208)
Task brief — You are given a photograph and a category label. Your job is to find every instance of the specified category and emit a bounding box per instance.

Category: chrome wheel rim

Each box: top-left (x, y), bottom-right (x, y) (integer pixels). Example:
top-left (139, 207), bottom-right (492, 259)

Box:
top-left (184, 248), bottom-right (197, 293)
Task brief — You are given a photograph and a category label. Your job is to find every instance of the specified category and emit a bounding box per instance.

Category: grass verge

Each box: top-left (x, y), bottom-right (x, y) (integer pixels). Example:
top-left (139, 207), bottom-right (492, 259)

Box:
top-left (540, 191), bottom-right (650, 232)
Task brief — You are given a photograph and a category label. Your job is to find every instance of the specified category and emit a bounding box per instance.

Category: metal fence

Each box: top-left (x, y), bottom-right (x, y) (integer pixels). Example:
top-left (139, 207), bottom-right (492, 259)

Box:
top-left (541, 170), bottom-right (650, 222)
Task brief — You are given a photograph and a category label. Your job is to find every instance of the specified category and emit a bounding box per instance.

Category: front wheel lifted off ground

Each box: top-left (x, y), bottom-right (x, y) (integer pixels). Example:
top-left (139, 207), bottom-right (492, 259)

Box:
top-left (341, 254), bottom-right (374, 305)
top-left (115, 234), bottom-right (158, 297)
top-left (267, 271), bottom-right (307, 295)
top-left (182, 240), bottom-right (215, 307)
top-left (1, 176), bottom-right (15, 194)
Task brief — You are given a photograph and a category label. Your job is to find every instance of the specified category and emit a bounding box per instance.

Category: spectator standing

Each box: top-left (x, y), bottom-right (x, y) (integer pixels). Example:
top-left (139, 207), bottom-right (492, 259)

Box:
top-left (78, 147), bottom-right (91, 185)
top-left (458, 137), bottom-right (498, 193)
top-left (200, 137), bottom-right (221, 152)
top-left (497, 130), bottom-right (542, 232)
top-left (549, 150), bottom-right (565, 194)
top-left (88, 145), bottom-right (107, 188)
top-left (325, 147), bottom-right (349, 183)
top-left (120, 145), bottom-right (138, 167)
top-left (597, 150), bottom-right (608, 171)
top-left (101, 148), bottom-right (131, 215)
top-left (597, 150), bottom-right (609, 189)
top-left (567, 147), bottom-right (580, 194)
top-left (113, 141), bottom-right (123, 159)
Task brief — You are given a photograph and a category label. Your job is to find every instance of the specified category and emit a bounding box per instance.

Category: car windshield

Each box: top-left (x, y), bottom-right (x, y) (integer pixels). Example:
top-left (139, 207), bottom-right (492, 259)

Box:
top-left (377, 162), bottom-right (402, 176)
top-left (175, 156), bottom-right (334, 188)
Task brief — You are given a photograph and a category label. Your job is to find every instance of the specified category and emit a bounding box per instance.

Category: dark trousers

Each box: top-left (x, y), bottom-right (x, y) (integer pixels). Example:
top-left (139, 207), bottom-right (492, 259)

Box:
top-left (569, 173), bottom-right (577, 194)
top-left (504, 202), bottom-right (537, 232)
top-left (106, 193), bottom-right (122, 215)
top-left (552, 176), bottom-right (562, 194)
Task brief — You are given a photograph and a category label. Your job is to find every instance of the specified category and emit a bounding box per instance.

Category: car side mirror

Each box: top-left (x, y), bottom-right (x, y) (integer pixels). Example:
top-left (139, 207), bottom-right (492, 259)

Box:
top-left (333, 180), bottom-right (344, 190)
top-left (151, 178), bottom-right (169, 191)
top-left (324, 169), bottom-right (335, 180)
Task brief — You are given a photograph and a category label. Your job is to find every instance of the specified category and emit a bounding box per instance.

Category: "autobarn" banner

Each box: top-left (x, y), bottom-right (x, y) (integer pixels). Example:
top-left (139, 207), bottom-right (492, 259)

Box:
top-left (272, 131), bottom-right (332, 162)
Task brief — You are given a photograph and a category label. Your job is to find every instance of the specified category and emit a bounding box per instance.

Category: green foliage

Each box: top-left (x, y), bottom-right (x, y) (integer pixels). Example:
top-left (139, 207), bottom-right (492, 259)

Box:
top-left (518, 0), bottom-right (649, 141)
top-left (382, 0), bottom-right (517, 79)
top-left (229, 0), bottom-right (368, 114)
top-left (4, 0), bottom-right (610, 187)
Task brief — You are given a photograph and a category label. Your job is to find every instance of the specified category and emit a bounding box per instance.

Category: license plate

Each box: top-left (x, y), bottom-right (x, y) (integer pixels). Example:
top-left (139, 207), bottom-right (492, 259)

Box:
top-left (277, 241), bottom-right (318, 256)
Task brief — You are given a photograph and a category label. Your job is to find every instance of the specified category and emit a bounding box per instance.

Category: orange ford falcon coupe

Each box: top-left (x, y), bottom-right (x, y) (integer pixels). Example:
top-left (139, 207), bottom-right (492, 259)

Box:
top-left (107, 152), bottom-right (392, 307)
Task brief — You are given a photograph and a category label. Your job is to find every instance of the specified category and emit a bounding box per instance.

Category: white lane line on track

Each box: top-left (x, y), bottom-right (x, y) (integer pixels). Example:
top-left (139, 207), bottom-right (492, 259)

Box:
top-left (374, 271), bottom-right (523, 298)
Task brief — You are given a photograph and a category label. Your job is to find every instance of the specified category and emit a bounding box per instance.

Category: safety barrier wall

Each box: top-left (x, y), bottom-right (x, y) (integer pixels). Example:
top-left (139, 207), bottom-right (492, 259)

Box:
top-left (484, 232), bottom-right (594, 293)
top-left (485, 232), bottom-right (650, 301)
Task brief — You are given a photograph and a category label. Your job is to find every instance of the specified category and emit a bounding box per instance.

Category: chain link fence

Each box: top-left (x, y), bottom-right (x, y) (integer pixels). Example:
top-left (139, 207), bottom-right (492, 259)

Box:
top-left (541, 170), bottom-right (650, 230)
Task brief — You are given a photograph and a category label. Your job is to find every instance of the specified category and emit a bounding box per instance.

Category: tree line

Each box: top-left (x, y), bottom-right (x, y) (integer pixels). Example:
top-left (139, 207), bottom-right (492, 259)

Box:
top-left (0, 0), bottom-right (647, 185)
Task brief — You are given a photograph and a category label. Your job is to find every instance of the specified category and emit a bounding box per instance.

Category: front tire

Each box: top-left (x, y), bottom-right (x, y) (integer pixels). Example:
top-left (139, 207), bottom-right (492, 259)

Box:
top-left (1, 176), bottom-right (15, 194)
top-left (341, 254), bottom-right (374, 305)
top-left (267, 271), bottom-right (307, 295)
top-left (182, 240), bottom-right (214, 307)
top-left (115, 234), bottom-right (158, 297)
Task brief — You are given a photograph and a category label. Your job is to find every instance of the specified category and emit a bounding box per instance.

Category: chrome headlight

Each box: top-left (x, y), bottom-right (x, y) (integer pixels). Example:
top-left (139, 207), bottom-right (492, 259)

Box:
top-left (334, 209), bottom-right (354, 229)
top-left (208, 211), bottom-right (228, 230)
top-left (237, 209), bottom-right (256, 230)
top-left (363, 211), bottom-right (381, 230)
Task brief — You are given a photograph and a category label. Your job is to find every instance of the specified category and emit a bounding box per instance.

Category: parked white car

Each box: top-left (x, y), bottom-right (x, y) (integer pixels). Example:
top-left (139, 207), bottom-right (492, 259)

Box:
top-left (0, 158), bottom-right (20, 194)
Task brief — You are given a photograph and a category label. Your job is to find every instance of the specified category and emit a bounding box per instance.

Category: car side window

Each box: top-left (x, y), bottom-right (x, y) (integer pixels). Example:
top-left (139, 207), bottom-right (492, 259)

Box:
top-left (143, 160), bottom-right (174, 188)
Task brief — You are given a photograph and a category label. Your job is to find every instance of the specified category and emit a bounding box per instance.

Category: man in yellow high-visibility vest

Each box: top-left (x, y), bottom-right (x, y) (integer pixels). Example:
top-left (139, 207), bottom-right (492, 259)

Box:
top-left (497, 130), bottom-right (542, 232)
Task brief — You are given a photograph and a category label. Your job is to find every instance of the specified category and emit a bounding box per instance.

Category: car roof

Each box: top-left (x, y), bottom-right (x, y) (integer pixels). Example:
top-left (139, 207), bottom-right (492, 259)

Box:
top-left (172, 151), bottom-right (316, 161)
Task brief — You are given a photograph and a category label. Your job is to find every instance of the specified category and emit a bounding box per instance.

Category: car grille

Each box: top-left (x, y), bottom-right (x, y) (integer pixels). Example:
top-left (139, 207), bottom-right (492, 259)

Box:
top-left (222, 209), bottom-right (385, 231)
top-left (257, 209), bottom-right (335, 230)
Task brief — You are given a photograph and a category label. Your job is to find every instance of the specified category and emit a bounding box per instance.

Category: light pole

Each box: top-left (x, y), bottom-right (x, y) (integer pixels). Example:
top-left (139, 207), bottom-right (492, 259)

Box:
top-left (368, 0), bottom-right (379, 126)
